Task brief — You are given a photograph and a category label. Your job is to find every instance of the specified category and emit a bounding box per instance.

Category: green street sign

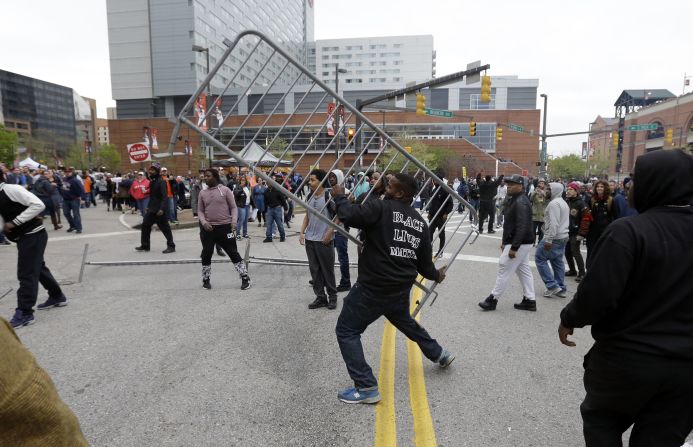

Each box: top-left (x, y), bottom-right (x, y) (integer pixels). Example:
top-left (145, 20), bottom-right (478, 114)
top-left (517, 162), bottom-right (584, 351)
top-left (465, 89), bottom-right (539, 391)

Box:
top-left (508, 123), bottom-right (524, 133)
top-left (424, 108), bottom-right (453, 118)
top-left (628, 123), bottom-right (658, 131)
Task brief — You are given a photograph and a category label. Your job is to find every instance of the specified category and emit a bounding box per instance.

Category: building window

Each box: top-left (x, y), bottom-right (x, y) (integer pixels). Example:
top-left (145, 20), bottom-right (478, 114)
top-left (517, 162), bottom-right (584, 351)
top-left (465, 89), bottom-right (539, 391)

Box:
top-left (469, 94), bottom-right (496, 110)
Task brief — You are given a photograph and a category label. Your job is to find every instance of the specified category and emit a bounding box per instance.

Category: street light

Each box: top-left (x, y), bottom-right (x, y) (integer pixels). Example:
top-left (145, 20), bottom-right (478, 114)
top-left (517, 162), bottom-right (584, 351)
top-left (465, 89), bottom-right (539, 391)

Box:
top-left (334, 63), bottom-right (348, 167)
top-left (193, 45), bottom-right (212, 167)
top-left (539, 93), bottom-right (548, 178)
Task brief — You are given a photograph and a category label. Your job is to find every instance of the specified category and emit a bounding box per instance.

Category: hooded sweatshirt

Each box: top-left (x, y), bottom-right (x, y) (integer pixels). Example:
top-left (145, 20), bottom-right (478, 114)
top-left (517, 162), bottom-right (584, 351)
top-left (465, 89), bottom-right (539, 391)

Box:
top-left (542, 183), bottom-right (569, 243)
top-left (560, 149), bottom-right (693, 360)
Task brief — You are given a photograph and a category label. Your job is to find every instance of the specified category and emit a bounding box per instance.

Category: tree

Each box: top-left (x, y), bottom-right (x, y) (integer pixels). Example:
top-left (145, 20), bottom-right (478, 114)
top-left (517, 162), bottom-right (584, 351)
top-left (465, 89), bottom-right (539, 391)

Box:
top-left (379, 136), bottom-right (435, 174)
top-left (0, 124), bottom-right (18, 166)
top-left (548, 154), bottom-right (587, 180)
top-left (64, 143), bottom-right (88, 170)
top-left (265, 136), bottom-right (292, 159)
top-left (94, 144), bottom-right (121, 172)
top-left (19, 129), bottom-right (73, 166)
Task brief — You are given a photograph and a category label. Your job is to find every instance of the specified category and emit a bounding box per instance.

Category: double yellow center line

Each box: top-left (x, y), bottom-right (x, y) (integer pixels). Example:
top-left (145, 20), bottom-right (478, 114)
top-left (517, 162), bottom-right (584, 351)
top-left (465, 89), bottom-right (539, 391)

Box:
top-left (374, 280), bottom-right (437, 447)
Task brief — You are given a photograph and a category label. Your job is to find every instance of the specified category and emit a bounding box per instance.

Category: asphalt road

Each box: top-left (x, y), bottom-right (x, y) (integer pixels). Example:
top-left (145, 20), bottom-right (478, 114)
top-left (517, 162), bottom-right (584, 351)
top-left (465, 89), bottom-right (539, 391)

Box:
top-left (1, 205), bottom-right (687, 446)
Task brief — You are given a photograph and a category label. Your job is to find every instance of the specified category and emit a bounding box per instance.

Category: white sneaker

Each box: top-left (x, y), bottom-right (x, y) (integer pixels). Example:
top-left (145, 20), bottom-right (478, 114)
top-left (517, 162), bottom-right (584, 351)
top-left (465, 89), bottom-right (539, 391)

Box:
top-left (543, 287), bottom-right (561, 297)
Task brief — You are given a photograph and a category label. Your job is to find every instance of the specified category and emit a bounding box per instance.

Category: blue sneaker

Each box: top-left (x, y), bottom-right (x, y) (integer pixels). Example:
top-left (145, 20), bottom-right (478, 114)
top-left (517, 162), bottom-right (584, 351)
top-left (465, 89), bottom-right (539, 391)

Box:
top-left (37, 295), bottom-right (68, 310)
top-left (10, 309), bottom-right (35, 328)
top-left (338, 386), bottom-right (381, 404)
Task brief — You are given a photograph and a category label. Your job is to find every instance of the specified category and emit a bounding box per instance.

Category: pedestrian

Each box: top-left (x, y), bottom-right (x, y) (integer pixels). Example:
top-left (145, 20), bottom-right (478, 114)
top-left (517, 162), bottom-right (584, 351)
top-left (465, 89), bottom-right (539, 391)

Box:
top-left (326, 169), bottom-right (351, 292)
top-left (456, 177), bottom-right (469, 213)
top-left (160, 167), bottom-right (177, 223)
top-left (352, 172), bottom-right (370, 201)
top-left (262, 175), bottom-right (288, 243)
top-left (32, 171), bottom-right (62, 230)
top-left (427, 172), bottom-right (453, 258)
top-left (477, 173), bottom-right (503, 233)
top-left (478, 174), bottom-right (536, 311)
top-left (197, 168), bottom-right (250, 290)
top-left (59, 168), bottom-right (83, 234)
top-left (135, 163), bottom-right (175, 254)
top-left (495, 180), bottom-right (508, 228)
top-left (564, 182), bottom-right (590, 282)
top-left (331, 173), bottom-right (454, 404)
top-left (253, 180), bottom-right (267, 227)
top-left (468, 178), bottom-right (480, 222)
top-left (586, 180), bottom-right (615, 262)
top-left (558, 149), bottom-right (693, 446)
top-left (0, 169), bottom-right (69, 328)
top-left (530, 178), bottom-right (548, 244)
top-left (234, 175), bottom-right (251, 239)
top-left (129, 172), bottom-right (151, 217)
top-left (535, 182), bottom-right (569, 298)
top-left (300, 169), bottom-right (338, 309)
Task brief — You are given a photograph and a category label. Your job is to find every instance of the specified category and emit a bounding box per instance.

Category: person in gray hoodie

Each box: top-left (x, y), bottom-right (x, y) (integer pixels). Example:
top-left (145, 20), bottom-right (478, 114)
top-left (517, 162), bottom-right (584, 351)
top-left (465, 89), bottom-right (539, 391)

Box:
top-left (535, 182), bottom-right (570, 298)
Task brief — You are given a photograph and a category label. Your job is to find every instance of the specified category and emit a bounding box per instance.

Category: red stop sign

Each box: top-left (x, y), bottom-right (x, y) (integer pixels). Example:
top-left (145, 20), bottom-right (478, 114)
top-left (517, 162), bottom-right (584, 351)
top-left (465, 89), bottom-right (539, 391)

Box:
top-left (128, 143), bottom-right (150, 162)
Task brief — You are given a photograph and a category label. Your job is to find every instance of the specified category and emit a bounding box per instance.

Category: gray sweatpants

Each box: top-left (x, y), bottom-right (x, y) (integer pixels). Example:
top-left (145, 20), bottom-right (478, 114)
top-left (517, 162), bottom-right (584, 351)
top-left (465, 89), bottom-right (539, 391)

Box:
top-left (305, 240), bottom-right (337, 300)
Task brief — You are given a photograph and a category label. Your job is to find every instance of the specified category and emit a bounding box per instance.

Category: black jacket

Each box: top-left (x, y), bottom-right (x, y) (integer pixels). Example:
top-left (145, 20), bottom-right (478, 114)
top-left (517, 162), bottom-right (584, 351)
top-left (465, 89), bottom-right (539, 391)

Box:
top-left (146, 174), bottom-right (168, 214)
top-left (334, 195), bottom-right (439, 297)
top-left (561, 149), bottom-right (693, 360)
top-left (566, 196), bottom-right (590, 236)
top-left (501, 192), bottom-right (534, 250)
top-left (264, 187), bottom-right (288, 210)
top-left (478, 175), bottom-right (503, 202)
top-left (428, 185), bottom-right (453, 221)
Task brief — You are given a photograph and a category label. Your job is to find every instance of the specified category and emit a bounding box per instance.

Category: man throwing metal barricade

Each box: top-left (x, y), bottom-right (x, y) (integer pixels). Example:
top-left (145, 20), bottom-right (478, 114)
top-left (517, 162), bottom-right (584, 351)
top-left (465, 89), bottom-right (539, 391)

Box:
top-left (197, 168), bottom-right (250, 291)
top-left (330, 173), bottom-right (454, 404)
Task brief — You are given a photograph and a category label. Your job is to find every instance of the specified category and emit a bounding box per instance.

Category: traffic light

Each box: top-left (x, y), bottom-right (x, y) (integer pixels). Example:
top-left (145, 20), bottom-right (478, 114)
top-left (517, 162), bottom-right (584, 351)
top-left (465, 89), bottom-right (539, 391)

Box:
top-left (496, 127), bottom-right (503, 141)
top-left (416, 93), bottom-right (426, 115)
top-left (665, 128), bottom-right (673, 144)
top-left (469, 121), bottom-right (476, 136)
top-left (612, 132), bottom-right (619, 147)
top-left (347, 127), bottom-right (355, 143)
top-left (481, 75), bottom-right (492, 103)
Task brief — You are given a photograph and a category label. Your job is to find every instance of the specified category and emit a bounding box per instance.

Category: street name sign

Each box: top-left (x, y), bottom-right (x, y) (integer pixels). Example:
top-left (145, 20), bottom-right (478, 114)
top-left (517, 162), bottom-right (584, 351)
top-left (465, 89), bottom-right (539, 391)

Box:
top-left (627, 123), bottom-right (658, 131)
top-left (425, 108), bottom-right (453, 118)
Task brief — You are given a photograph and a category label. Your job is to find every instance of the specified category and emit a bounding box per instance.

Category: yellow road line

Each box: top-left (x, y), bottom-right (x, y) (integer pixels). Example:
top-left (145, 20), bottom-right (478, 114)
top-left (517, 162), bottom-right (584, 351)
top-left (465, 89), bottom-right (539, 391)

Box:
top-left (374, 322), bottom-right (397, 447)
top-left (407, 282), bottom-right (437, 447)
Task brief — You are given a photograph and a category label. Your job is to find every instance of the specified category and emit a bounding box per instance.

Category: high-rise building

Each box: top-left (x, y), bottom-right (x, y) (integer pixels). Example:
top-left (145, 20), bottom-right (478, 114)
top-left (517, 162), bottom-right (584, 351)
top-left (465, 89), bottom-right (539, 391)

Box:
top-left (107, 0), bottom-right (314, 119)
top-left (312, 35), bottom-right (435, 90)
top-left (0, 69), bottom-right (79, 140)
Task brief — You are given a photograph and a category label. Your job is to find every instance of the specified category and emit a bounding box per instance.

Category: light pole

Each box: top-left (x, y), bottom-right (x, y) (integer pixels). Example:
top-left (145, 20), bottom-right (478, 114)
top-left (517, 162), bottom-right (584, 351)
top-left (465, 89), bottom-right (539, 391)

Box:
top-left (334, 63), bottom-right (347, 166)
top-left (193, 45), bottom-right (212, 168)
top-left (539, 93), bottom-right (548, 179)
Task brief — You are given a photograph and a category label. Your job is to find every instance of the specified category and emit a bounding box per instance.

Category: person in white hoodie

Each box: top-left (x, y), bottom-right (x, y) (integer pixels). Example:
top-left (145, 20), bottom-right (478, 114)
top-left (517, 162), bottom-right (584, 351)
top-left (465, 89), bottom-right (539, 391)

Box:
top-left (535, 182), bottom-right (570, 298)
top-left (327, 169), bottom-right (351, 291)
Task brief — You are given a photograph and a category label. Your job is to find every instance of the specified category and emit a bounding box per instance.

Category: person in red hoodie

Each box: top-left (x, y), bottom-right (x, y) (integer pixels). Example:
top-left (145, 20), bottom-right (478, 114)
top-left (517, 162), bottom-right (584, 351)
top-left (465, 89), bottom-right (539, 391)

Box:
top-left (129, 172), bottom-right (151, 217)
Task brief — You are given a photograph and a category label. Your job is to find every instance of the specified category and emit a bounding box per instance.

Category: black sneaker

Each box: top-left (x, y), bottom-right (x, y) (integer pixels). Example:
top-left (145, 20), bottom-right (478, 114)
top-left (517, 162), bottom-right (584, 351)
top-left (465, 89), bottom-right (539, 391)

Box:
top-left (75, 230), bottom-right (82, 234)
top-left (202, 279), bottom-right (211, 289)
top-left (241, 275), bottom-right (251, 290)
top-left (162, 247), bottom-right (176, 254)
top-left (478, 295), bottom-right (498, 311)
top-left (437, 349), bottom-right (456, 368)
top-left (66, 227), bottom-right (75, 232)
top-left (37, 296), bottom-right (67, 310)
top-left (308, 297), bottom-right (328, 309)
top-left (327, 297), bottom-right (337, 310)
top-left (279, 237), bottom-right (286, 242)
top-left (565, 270), bottom-right (577, 277)
top-left (575, 273), bottom-right (585, 282)
top-left (514, 297), bottom-right (537, 312)
top-left (336, 284), bottom-right (351, 292)
top-left (488, 229), bottom-right (496, 234)
top-left (135, 246), bottom-right (150, 252)
top-left (262, 238), bottom-right (273, 243)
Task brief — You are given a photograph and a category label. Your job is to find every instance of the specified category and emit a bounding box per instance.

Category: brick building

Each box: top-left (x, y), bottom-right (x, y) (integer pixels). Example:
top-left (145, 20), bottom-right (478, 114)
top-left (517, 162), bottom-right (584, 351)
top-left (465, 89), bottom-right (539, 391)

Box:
top-left (109, 107), bottom-right (540, 178)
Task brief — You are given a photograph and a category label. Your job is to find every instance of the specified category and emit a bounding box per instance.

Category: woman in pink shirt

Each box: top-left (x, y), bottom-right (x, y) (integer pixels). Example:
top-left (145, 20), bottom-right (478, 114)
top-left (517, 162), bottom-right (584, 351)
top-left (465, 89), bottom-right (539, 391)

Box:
top-left (129, 172), bottom-right (151, 217)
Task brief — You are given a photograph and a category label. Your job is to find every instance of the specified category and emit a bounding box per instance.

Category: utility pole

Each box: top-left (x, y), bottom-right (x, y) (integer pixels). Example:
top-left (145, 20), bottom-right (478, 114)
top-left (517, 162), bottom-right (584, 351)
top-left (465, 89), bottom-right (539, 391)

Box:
top-left (334, 63), bottom-right (347, 168)
top-left (193, 45), bottom-right (212, 168)
top-left (539, 93), bottom-right (548, 178)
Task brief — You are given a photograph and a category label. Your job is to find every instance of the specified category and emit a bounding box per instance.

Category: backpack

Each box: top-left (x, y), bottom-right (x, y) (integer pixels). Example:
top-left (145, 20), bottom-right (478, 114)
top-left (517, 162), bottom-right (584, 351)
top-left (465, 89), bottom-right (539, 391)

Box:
top-left (456, 181), bottom-right (469, 198)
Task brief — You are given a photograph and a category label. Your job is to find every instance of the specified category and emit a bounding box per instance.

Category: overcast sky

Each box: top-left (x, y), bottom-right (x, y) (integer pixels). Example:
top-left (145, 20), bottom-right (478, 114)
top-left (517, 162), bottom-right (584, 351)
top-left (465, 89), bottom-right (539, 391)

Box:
top-left (1, 0), bottom-right (690, 156)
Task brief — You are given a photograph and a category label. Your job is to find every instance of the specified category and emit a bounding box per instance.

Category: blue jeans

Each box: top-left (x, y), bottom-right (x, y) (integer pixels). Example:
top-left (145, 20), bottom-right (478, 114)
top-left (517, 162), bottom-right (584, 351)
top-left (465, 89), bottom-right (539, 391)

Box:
top-left (336, 282), bottom-right (443, 388)
top-left (265, 206), bottom-right (285, 239)
top-left (535, 238), bottom-right (567, 291)
top-left (236, 206), bottom-right (249, 237)
top-left (334, 231), bottom-right (350, 287)
top-left (136, 198), bottom-right (150, 217)
top-left (167, 197), bottom-right (177, 222)
top-left (62, 198), bottom-right (82, 230)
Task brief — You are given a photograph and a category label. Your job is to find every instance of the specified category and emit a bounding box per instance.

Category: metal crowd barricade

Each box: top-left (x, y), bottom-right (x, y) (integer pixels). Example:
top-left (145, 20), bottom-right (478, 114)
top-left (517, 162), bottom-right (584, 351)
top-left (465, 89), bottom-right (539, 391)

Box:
top-left (168, 30), bottom-right (479, 316)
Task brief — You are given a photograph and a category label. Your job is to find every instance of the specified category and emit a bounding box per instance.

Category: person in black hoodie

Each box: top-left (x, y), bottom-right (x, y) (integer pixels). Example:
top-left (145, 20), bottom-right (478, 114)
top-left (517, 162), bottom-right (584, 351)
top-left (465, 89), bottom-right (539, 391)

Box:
top-left (558, 149), bottom-right (693, 446)
top-left (0, 169), bottom-right (68, 328)
top-left (135, 163), bottom-right (175, 253)
top-left (478, 174), bottom-right (536, 311)
top-left (60, 168), bottom-right (84, 233)
top-left (564, 182), bottom-right (591, 281)
top-left (330, 173), bottom-right (454, 405)
top-left (476, 173), bottom-right (503, 233)
top-left (427, 172), bottom-right (453, 258)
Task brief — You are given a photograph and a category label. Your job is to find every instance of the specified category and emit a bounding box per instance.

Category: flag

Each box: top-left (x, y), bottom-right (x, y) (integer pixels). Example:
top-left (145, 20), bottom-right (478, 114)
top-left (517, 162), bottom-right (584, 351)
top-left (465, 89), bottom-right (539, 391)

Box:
top-left (215, 97), bottom-right (224, 130)
top-left (143, 126), bottom-right (150, 144)
top-left (326, 102), bottom-right (336, 136)
top-left (195, 93), bottom-right (208, 130)
top-left (151, 128), bottom-right (159, 150)
top-left (338, 104), bottom-right (345, 136)
top-left (184, 139), bottom-right (192, 155)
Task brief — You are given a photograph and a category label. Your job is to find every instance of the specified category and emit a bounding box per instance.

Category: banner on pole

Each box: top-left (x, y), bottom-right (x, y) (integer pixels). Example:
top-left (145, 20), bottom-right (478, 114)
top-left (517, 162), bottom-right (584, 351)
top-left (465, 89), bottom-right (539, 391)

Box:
top-left (326, 102), bottom-right (336, 136)
top-left (195, 93), bottom-right (208, 131)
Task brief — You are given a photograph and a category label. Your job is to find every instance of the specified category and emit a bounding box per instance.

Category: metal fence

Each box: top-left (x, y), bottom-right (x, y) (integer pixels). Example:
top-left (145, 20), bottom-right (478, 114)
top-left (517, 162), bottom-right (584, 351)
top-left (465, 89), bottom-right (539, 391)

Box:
top-left (168, 30), bottom-right (480, 315)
